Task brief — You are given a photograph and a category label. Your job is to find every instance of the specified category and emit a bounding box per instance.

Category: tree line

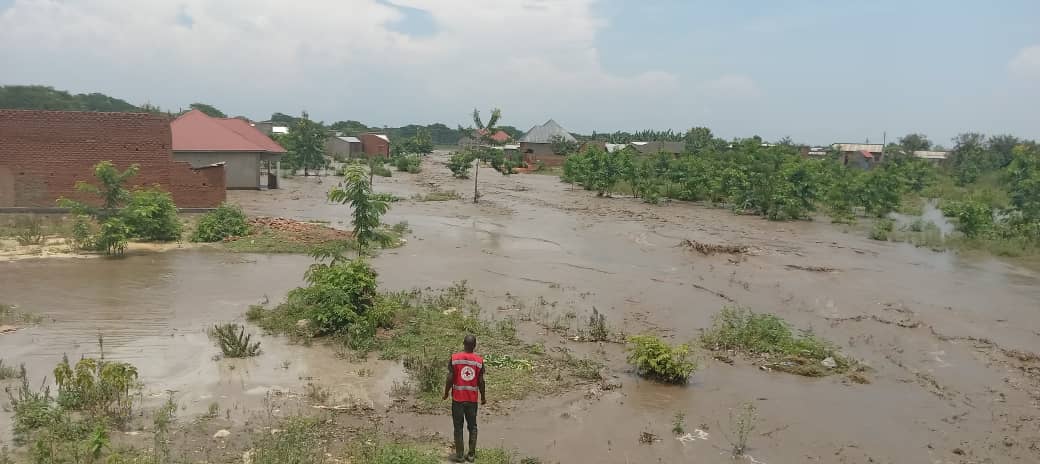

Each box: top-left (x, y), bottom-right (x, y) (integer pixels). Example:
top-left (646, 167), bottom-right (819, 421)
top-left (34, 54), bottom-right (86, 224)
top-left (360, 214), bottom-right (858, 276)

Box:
top-left (561, 129), bottom-right (1040, 249)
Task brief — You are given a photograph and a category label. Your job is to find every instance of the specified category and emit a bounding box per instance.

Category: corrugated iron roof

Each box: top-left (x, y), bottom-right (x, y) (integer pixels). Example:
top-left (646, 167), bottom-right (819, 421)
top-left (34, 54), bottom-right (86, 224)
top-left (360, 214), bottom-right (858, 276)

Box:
top-left (519, 119), bottom-right (576, 144)
top-left (913, 150), bottom-right (948, 160)
top-left (172, 110), bottom-right (286, 153)
top-left (374, 134), bottom-right (389, 142)
top-left (338, 136), bottom-right (362, 143)
top-left (833, 143), bottom-right (883, 153)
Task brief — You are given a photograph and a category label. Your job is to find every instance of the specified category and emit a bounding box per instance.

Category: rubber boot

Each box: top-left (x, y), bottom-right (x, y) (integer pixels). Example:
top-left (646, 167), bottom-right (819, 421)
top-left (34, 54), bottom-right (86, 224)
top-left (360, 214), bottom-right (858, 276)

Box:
top-left (454, 430), bottom-right (465, 462)
top-left (466, 430), bottom-right (478, 462)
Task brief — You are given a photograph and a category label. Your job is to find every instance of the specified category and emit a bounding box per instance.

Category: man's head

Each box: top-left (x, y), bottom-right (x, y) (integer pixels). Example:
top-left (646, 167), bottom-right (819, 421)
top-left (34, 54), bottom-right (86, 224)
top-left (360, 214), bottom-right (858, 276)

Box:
top-left (463, 334), bottom-right (477, 353)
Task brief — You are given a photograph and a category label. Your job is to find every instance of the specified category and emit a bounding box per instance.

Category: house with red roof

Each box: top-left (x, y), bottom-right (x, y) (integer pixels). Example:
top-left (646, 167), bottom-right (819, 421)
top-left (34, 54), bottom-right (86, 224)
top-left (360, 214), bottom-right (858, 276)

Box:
top-left (171, 110), bottom-right (286, 189)
top-left (457, 129), bottom-right (511, 149)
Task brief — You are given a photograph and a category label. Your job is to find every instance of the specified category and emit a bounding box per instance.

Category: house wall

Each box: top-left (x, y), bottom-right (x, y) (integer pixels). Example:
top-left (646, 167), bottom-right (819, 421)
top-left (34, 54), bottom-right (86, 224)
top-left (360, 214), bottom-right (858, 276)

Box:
top-left (173, 151), bottom-right (261, 189)
top-left (325, 137), bottom-right (353, 158)
top-left (169, 163), bottom-right (226, 206)
top-left (360, 133), bottom-right (390, 157)
top-left (521, 143), bottom-right (567, 166)
top-left (0, 109), bottom-right (224, 207)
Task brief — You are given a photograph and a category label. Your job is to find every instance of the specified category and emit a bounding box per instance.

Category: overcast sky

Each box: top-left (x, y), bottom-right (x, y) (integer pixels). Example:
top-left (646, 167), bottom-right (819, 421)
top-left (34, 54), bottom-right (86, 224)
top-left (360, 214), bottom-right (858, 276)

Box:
top-left (1, 0), bottom-right (1038, 144)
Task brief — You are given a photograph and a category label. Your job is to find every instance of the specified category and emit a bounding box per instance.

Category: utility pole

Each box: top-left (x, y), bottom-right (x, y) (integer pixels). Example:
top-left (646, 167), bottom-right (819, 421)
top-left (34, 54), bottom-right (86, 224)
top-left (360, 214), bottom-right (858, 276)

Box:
top-left (472, 154), bottom-right (479, 203)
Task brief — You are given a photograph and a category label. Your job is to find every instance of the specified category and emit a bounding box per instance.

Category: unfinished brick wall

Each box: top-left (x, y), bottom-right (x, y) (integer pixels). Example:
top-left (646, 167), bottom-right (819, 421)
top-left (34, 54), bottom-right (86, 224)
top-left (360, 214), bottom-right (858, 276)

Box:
top-left (169, 162), bottom-right (225, 207)
top-left (0, 109), bottom-right (225, 208)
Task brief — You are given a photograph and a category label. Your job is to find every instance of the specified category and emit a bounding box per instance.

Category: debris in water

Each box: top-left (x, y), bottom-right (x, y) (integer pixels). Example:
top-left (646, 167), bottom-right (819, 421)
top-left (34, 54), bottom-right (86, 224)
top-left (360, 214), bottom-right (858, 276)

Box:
top-left (639, 431), bottom-right (660, 444)
top-left (678, 239), bottom-right (748, 255)
top-left (784, 264), bottom-right (837, 272)
top-left (0, 325), bottom-right (17, 334)
top-left (213, 429), bottom-right (231, 439)
top-left (821, 357), bottom-right (837, 369)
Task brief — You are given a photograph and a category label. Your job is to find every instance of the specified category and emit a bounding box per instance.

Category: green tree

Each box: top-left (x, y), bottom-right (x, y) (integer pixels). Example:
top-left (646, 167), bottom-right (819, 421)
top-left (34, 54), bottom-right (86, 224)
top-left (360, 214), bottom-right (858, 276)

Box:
top-left (412, 127), bottom-right (433, 155)
top-left (898, 133), bottom-right (931, 152)
top-left (1006, 143), bottom-right (1040, 221)
top-left (60, 161), bottom-right (139, 216)
top-left (188, 102), bottom-right (226, 118)
top-left (471, 108), bottom-right (502, 203)
top-left (549, 135), bottom-right (578, 155)
top-left (328, 165), bottom-right (392, 256)
top-left (949, 133), bottom-right (988, 185)
top-left (684, 126), bottom-right (723, 154)
top-left (283, 112), bottom-right (327, 175)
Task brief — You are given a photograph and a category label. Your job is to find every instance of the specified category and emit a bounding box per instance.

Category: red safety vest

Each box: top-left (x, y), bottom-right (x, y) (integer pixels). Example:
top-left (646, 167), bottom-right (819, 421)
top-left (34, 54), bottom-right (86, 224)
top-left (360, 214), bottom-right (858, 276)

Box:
top-left (450, 352), bottom-right (484, 402)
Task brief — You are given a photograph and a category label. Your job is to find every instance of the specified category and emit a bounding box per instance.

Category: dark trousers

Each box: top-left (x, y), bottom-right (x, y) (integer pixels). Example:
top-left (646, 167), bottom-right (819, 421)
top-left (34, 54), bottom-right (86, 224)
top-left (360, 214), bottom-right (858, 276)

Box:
top-left (452, 401), bottom-right (478, 458)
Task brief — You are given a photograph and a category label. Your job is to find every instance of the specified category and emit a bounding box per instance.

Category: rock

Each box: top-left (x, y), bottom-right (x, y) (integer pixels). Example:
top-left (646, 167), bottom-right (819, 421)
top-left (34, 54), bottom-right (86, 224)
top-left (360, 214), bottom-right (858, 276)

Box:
top-left (821, 357), bottom-right (837, 369)
top-left (296, 319), bottom-right (310, 329)
top-left (213, 429), bottom-right (231, 439)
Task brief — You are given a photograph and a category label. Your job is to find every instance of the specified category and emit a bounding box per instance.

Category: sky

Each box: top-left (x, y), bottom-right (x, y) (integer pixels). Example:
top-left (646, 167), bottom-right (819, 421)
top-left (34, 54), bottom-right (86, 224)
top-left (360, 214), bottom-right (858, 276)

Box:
top-left (1, 0), bottom-right (1038, 144)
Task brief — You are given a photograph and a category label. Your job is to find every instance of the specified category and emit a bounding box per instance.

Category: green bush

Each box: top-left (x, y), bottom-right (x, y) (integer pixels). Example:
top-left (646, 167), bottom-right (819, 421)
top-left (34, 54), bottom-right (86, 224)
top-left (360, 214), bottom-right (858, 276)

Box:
top-left (869, 218), bottom-right (894, 241)
top-left (625, 335), bottom-right (697, 384)
top-left (95, 217), bottom-right (130, 255)
top-left (370, 163), bottom-right (392, 177)
top-left (943, 200), bottom-right (993, 238)
top-left (394, 155), bottom-right (421, 173)
top-left (192, 203), bottom-right (249, 242)
top-left (122, 189), bottom-right (182, 241)
top-left (293, 259), bottom-right (379, 335)
top-left (448, 151), bottom-right (476, 178)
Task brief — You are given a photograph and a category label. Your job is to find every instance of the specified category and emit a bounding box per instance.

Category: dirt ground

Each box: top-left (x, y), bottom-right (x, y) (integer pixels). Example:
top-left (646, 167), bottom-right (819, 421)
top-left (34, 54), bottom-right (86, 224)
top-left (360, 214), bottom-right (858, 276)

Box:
top-left (2, 152), bottom-right (1039, 463)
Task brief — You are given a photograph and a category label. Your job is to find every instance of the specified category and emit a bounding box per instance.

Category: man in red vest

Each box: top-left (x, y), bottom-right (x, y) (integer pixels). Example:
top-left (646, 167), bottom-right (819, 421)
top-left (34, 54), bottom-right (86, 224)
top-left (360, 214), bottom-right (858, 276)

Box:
top-left (443, 334), bottom-right (486, 462)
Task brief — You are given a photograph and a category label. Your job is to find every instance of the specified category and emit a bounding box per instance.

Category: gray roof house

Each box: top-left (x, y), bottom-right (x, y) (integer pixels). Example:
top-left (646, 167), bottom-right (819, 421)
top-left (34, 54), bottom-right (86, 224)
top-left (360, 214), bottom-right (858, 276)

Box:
top-left (519, 119), bottom-right (577, 144)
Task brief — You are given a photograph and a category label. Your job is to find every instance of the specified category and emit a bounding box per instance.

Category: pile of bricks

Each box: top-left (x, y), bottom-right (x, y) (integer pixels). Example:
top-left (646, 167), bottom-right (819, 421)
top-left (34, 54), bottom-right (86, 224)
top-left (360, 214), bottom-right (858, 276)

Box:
top-left (248, 217), bottom-right (351, 243)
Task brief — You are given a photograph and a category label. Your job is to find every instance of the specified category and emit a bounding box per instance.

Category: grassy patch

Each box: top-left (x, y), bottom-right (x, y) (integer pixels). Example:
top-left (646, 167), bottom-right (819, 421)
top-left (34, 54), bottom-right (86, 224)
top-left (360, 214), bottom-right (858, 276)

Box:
top-left (626, 335), bottom-right (697, 384)
top-left (350, 436), bottom-right (528, 464)
top-left (0, 304), bottom-right (43, 325)
top-left (0, 358), bottom-right (18, 379)
top-left (250, 416), bottom-right (330, 464)
top-left (375, 283), bottom-right (600, 410)
top-left (701, 306), bottom-right (851, 376)
top-left (412, 190), bottom-right (461, 202)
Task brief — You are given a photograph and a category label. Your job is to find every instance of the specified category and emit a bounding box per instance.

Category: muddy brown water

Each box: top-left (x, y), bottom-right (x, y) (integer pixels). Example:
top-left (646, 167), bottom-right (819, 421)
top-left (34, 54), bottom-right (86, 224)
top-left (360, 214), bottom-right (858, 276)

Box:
top-left (2, 153), bottom-right (1039, 463)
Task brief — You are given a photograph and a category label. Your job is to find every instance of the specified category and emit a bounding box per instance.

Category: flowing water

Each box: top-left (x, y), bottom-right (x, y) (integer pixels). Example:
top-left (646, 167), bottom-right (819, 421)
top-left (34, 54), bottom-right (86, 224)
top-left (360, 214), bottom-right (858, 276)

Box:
top-left (2, 154), bottom-right (1039, 462)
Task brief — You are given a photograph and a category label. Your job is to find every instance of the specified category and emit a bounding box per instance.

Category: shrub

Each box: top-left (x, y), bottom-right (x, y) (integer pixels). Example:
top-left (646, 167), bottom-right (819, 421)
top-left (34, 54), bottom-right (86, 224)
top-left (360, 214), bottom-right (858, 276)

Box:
top-left (943, 200), bottom-right (993, 238)
top-left (95, 217), bottom-right (130, 255)
top-left (394, 155), bottom-right (421, 173)
top-left (294, 259), bottom-right (379, 334)
top-left (370, 163), bottom-right (393, 177)
top-left (869, 218), bottom-right (894, 241)
top-left (52, 342), bottom-right (139, 424)
top-left (625, 335), bottom-right (697, 384)
top-left (192, 203), bottom-right (249, 242)
top-left (448, 151), bottom-right (476, 178)
top-left (123, 188), bottom-right (182, 241)
top-left (14, 216), bottom-right (45, 245)
top-left (69, 215), bottom-right (96, 251)
top-left (251, 417), bottom-right (328, 464)
top-left (209, 323), bottom-right (261, 357)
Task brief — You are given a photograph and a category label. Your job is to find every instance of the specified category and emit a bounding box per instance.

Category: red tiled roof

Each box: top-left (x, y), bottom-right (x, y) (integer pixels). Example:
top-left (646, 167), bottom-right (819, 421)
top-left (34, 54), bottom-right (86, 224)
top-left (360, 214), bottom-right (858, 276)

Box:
top-left (172, 110), bottom-right (286, 153)
top-left (477, 129), bottom-right (511, 143)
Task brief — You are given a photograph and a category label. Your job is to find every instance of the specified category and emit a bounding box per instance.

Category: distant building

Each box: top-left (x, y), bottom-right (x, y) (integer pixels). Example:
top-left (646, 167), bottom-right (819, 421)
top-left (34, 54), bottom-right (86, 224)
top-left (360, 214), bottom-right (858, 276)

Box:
top-left (359, 133), bottom-right (390, 157)
top-left (252, 121), bottom-right (289, 135)
top-left (802, 146), bottom-right (829, 157)
top-left (913, 150), bottom-right (948, 162)
top-left (519, 119), bottom-right (576, 165)
top-left (628, 141), bottom-right (685, 156)
top-left (172, 110), bottom-right (285, 189)
top-left (326, 136), bottom-right (363, 158)
top-left (832, 143), bottom-right (883, 169)
top-left (458, 129), bottom-right (511, 149)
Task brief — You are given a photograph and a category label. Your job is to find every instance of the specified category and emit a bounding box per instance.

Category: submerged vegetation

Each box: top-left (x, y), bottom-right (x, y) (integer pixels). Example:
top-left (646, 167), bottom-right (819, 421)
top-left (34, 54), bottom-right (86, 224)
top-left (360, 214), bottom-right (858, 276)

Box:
top-left (625, 335), bottom-right (697, 384)
top-left (700, 306), bottom-right (852, 377)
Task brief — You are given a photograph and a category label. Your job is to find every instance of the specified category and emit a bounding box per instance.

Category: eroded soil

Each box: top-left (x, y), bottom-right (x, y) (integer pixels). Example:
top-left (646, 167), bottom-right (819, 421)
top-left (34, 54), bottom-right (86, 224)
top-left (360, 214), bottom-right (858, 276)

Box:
top-left (2, 152), bottom-right (1039, 463)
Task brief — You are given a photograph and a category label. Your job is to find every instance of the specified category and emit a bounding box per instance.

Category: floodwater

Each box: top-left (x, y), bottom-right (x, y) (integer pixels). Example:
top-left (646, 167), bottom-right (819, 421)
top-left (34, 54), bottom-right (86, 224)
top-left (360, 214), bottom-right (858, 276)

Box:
top-left (2, 152), bottom-right (1039, 463)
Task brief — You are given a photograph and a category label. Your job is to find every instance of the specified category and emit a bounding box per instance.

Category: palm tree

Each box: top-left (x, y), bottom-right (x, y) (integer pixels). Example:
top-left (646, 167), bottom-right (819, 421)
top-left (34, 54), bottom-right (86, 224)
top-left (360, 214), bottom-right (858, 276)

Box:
top-left (471, 108), bottom-right (501, 203)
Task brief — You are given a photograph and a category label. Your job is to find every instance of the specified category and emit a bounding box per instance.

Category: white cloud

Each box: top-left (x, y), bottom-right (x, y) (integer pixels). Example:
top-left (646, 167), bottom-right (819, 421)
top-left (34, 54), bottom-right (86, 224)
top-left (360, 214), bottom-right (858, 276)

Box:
top-left (701, 74), bottom-right (762, 100)
top-left (1009, 44), bottom-right (1040, 80)
top-left (0, 0), bottom-right (679, 129)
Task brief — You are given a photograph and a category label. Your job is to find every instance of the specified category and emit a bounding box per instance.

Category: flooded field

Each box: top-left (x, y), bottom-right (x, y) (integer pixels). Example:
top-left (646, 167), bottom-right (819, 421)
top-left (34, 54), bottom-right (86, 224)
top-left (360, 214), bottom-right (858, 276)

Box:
top-left (3, 152), bottom-right (1039, 463)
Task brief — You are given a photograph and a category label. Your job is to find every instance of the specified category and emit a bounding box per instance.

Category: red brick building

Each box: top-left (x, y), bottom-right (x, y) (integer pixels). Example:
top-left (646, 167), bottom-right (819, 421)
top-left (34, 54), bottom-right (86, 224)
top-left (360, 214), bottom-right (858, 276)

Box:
top-left (359, 133), bottom-right (390, 157)
top-left (0, 109), bottom-right (225, 208)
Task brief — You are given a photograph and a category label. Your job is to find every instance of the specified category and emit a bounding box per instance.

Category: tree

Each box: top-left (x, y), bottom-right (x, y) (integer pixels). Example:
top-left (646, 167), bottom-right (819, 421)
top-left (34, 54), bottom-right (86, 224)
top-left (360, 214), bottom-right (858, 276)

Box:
top-left (189, 102), bottom-right (226, 118)
top-left (412, 127), bottom-right (433, 155)
top-left (328, 120), bottom-right (370, 135)
top-left (549, 135), bottom-right (578, 155)
top-left (898, 133), bottom-right (931, 152)
top-left (471, 108), bottom-right (502, 203)
top-left (1006, 143), bottom-right (1040, 221)
top-left (328, 165), bottom-right (392, 257)
top-left (949, 133), bottom-right (988, 185)
top-left (282, 112), bottom-right (327, 175)
top-left (987, 134), bottom-right (1021, 169)
top-left (62, 161), bottom-right (140, 216)
top-left (684, 127), bottom-right (722, 154)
